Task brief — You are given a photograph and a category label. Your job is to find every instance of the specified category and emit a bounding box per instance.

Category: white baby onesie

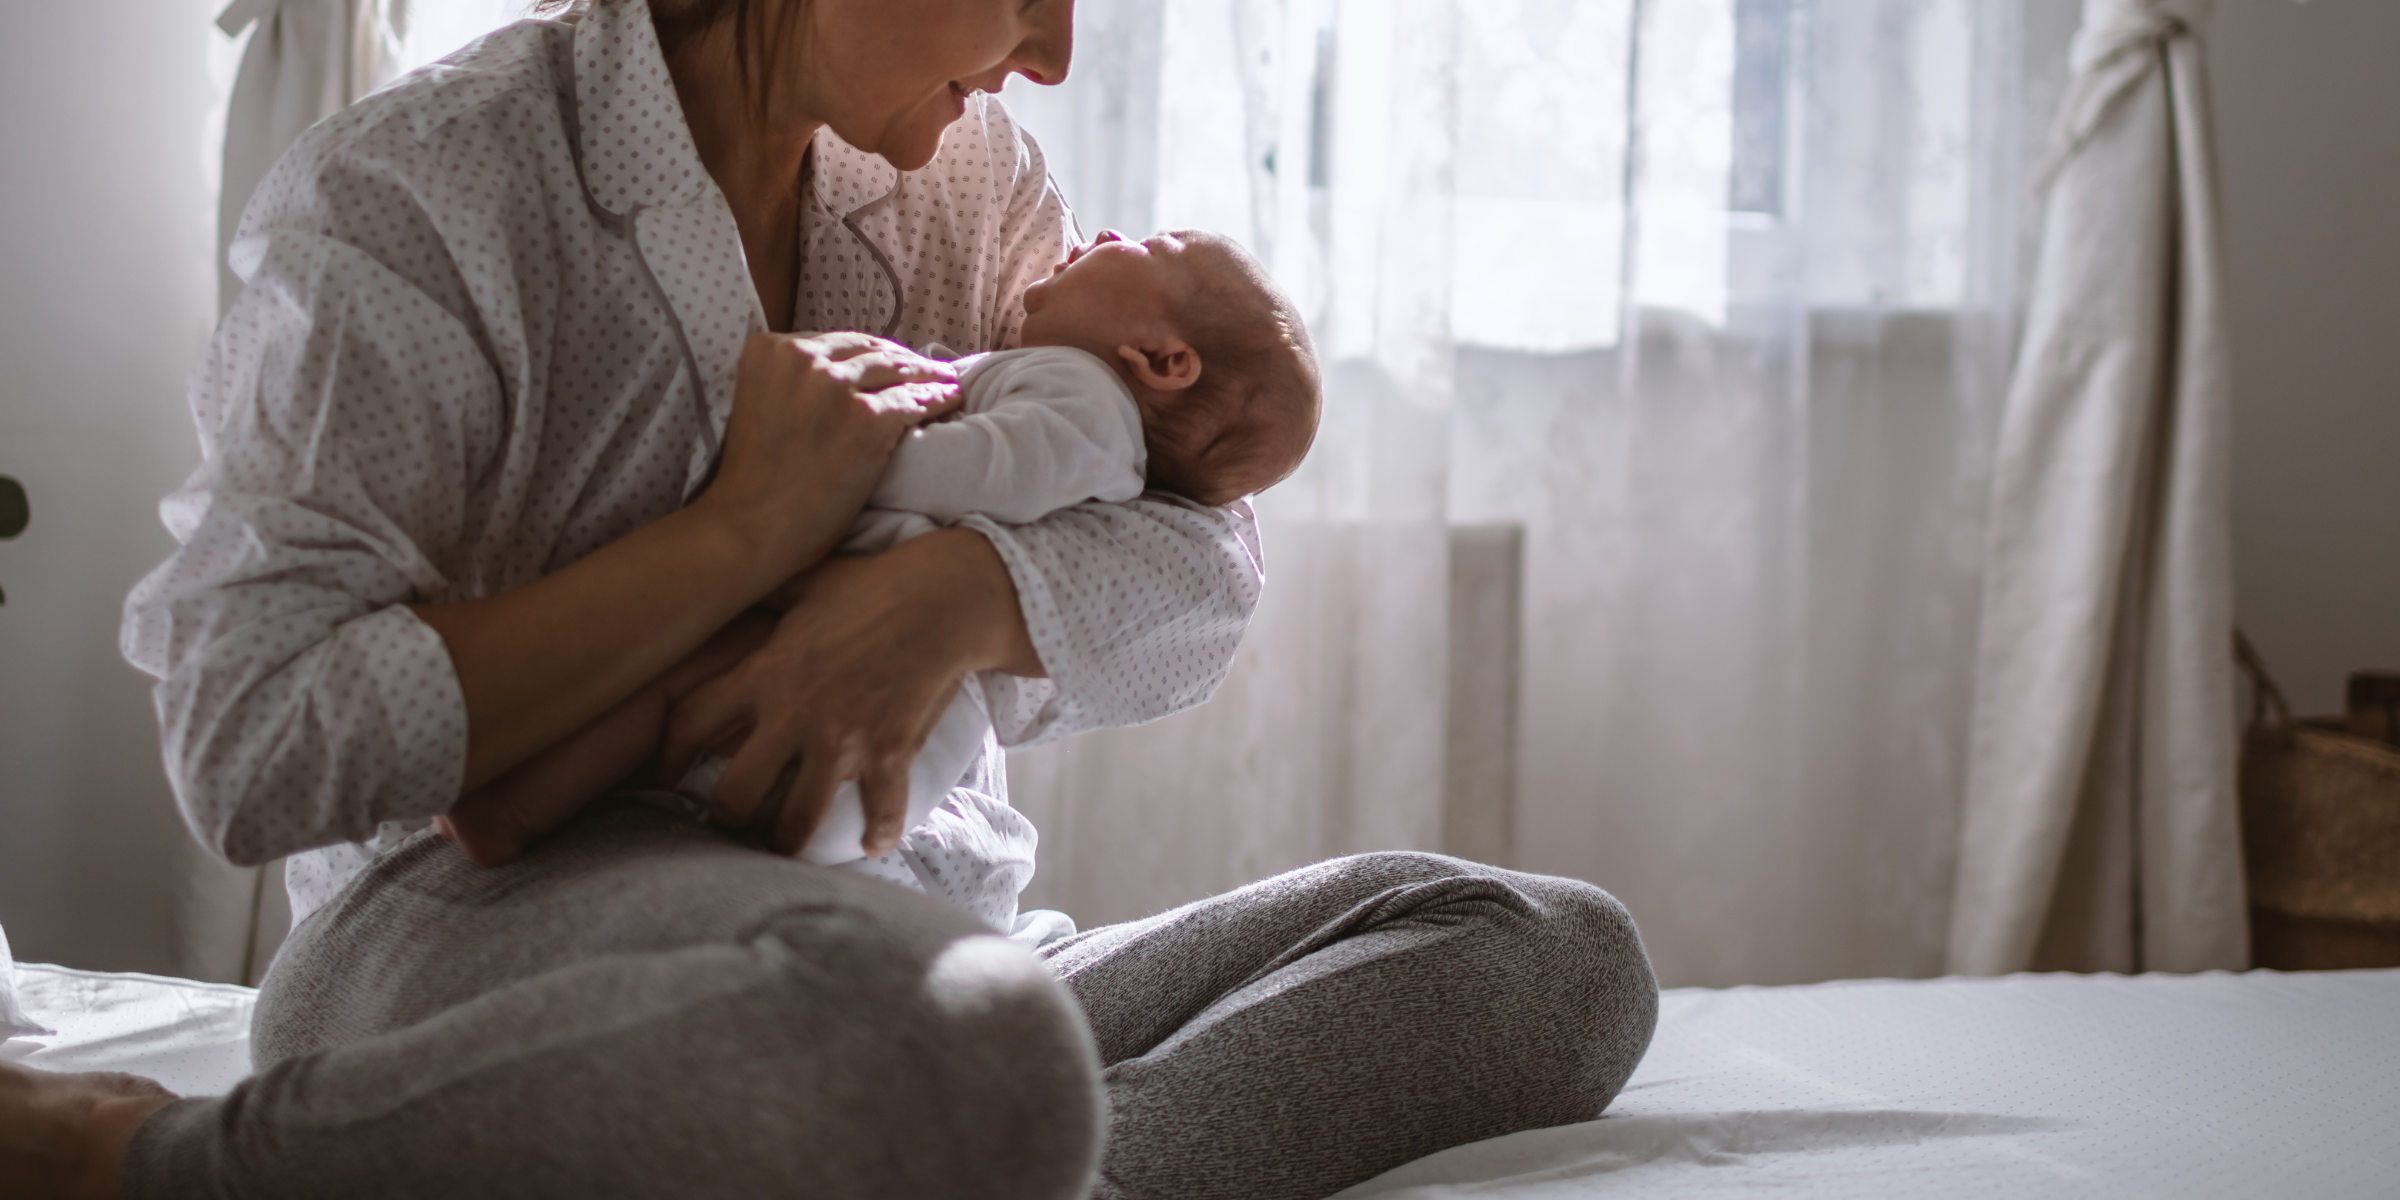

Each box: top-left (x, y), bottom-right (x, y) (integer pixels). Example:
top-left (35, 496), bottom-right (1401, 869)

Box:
top-left (677, 345), bottom-right (1145, 928)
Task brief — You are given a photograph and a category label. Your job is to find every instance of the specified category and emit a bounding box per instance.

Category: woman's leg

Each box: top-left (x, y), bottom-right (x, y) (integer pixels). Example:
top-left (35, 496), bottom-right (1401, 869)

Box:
top-left (1039, 851), bottom-right (1658, 1200)
top-left (122, 801), bottom-right (1104, 1200)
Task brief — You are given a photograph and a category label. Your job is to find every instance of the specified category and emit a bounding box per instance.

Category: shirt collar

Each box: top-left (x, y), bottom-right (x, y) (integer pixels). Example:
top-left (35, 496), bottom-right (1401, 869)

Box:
top-left (572, 0), bottom-right (712, 216)
top-left (572, 0), bottom-right (900, 221)
top-left (808, 129), bottom-right (902, 219)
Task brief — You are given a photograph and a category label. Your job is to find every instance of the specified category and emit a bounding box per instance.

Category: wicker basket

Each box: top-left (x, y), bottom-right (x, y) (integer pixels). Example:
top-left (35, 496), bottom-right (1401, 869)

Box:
top-left (2238, 637), bottom-right (2400, 970)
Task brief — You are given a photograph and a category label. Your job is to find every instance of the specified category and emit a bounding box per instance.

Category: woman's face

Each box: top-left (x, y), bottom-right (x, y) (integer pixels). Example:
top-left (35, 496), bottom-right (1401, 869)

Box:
top-left (799, 0), bottom-right (1073, 171)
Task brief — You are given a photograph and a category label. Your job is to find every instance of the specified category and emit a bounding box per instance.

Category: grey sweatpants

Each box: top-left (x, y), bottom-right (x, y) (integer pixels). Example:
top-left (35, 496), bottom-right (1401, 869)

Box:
top-left (125, 801), bottom-right (1657, 1200)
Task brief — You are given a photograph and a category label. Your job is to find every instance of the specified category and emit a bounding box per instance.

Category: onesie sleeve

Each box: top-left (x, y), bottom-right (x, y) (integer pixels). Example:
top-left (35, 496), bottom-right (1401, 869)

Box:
top-left (119, 162), bottom-right (495, 865)
top-left (868, 350), bottom-right (1145, 524)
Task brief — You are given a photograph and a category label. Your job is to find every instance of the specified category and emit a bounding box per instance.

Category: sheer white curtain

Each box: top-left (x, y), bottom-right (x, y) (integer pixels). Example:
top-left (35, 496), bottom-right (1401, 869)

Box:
top-left (1004, 0), bottom-right (2086, 986)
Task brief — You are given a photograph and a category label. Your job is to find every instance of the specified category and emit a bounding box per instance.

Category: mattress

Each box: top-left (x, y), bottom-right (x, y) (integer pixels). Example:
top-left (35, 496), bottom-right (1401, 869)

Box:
top-left (5, 961), bottom-right (2394, 1195)
top-left (1338, 968), bottom-right (2400, 1198)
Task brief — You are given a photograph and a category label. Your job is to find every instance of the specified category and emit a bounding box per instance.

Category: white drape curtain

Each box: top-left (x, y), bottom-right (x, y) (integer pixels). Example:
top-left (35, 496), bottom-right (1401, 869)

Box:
top-left (213, 0), bottom-right (410, 311)
top-left (1949, 0), bottom-right (2243, 976)
top-left (1002, 0), bottom-right (2120, 987)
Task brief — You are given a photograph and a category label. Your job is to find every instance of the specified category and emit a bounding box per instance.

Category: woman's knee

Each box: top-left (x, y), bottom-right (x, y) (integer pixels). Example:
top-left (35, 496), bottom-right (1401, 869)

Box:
top-left (1514, 875), bottom-right (1660, 1100)
top-left (1315, 849), bottom-right (1488, 891)
top-left (748, 907), bottom-right (1105, 1199)
top-left (910, 935), bottom-right (1106, 1195)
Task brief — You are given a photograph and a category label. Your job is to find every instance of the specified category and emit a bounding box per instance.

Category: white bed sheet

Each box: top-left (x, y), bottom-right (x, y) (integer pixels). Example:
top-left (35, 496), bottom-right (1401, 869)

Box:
top-left (5, 962), bottom-right (2393, 1196)
top-left (1339, 968), bottom-right (2400, 1199)
top-left (0, 964), bottom-right (253, 1097)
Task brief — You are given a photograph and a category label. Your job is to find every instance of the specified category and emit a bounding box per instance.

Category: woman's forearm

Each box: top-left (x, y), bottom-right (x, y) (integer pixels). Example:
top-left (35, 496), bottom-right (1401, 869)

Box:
top-left (763, 529), bottom-right (1044, 677)
top-left (413, 497), bottom-right (844, 790)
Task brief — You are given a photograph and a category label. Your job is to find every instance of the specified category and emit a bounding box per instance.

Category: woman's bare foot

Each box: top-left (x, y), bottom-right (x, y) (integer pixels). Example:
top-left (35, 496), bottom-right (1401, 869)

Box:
top-left (0, 1063), bottom-right (177, 1200)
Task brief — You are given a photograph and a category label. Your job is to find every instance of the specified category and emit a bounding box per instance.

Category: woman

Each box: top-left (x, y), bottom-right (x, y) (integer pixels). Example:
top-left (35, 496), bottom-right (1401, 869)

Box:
top-left (0, 1), bottom-right (1657, 1197)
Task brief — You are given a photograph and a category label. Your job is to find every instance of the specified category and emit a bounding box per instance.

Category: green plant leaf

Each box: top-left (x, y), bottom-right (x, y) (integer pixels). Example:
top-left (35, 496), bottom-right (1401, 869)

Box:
top-left (0, 475), bottom-right (25, 539)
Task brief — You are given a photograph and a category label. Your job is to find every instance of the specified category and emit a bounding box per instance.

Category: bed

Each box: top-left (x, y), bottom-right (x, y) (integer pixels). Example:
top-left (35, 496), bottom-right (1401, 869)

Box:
top-left (6, 959), bottom-right (2394, 1196)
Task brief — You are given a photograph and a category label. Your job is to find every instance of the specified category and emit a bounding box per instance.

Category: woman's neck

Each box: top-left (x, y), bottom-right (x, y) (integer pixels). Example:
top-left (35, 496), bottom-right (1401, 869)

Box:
top-left (663, 21), bottom-right (820, 330)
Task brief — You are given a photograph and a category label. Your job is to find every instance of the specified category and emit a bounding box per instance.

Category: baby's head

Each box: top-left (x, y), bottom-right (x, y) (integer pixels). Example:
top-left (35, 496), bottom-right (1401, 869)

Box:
top-left (1019, 229), bottom-right (1320, 506)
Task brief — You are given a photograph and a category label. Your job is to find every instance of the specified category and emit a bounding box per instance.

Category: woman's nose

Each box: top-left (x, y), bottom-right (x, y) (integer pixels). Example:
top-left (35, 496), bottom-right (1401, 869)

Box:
top-left (1007, 0), bottom-right (1075, 87)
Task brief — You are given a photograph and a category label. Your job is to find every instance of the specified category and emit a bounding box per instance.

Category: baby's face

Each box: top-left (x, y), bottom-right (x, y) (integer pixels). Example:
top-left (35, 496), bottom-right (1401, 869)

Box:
top-left (1020, 229), bottom-right (1237, 348)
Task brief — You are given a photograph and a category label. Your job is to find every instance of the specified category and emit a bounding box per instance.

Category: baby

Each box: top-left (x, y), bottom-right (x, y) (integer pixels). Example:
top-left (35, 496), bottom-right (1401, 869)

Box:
top-left (438, 229), bottom-right (1321, 883)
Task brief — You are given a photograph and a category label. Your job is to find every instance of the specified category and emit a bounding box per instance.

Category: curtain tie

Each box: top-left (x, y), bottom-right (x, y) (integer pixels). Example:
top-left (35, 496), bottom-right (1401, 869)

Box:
top-left (215, 0), bottom-right (279, 37)
top-left (2040, 0), bottom-right (2211, 186)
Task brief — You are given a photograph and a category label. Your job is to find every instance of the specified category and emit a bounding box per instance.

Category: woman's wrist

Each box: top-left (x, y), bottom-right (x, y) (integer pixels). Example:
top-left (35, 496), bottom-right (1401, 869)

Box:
top-left (684, 483), bottom-right (851, 587)
top-left (770, 529), bottom-right (1043, 677)
top-left (915, 529), bottom-right (1045, 677)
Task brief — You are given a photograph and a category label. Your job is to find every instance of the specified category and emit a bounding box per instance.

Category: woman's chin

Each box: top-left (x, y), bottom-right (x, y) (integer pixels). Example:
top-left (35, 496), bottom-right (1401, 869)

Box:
top-left (880, 137), bottom-right (945, 173)
top-left (877, 91), bottom-right (973, 173)
top-left (850, 116), bottom-right (951, 174)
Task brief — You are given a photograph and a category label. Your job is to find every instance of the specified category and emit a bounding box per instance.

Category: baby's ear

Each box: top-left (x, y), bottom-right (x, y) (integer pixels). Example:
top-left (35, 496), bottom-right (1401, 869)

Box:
top-left (1118, 339), bottom-right (1202, 391)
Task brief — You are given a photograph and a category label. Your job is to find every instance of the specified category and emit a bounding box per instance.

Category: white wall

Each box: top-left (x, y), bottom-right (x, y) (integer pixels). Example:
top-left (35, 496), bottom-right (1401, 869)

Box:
top-left (0, 2), bottom-right (232, 972)
top-left (2211, 0), bottom-right (2400, 716)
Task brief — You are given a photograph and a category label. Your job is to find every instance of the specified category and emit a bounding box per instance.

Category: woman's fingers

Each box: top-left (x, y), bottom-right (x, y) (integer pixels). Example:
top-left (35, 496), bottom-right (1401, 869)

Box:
top-left (659, 671), bottom-right (750, 788)
top-left (870, 380), bottom-right (963, 419)
top-left (799, 331), bottom-right (956, 375)
top-left (798, 330), bottom-right (902, 361)
top-left (699, 721), bottom-right (793, 833)
top-left (855, 754), bottom-right (913, 859)
top-left (771, 750), bottom-right (848, 857)
top-left (828, 352), bottom-right (955, 397)
top-left (657, 557), bottom-right (993, 862)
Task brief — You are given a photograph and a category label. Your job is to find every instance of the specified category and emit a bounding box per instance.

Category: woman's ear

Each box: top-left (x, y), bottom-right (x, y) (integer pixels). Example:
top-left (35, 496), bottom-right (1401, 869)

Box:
top-left (1118, 339), bottom-right (1202, 391)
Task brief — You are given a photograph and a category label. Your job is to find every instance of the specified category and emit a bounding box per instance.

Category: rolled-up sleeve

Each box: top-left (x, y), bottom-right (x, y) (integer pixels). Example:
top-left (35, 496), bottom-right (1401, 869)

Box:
top-left (965, 496), bottom-right (1264, 748)
top-left (121, 228), bottom-right (498, 865)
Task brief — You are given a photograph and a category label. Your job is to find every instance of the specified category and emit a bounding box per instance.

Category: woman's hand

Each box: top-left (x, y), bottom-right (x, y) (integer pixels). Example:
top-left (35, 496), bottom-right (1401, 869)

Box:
top-left (415, 332), bottom-right (956, 795)
top-left (658, 529), bottom-right (1044, 858)
top-left (696, 331), bottom-right (961, 567)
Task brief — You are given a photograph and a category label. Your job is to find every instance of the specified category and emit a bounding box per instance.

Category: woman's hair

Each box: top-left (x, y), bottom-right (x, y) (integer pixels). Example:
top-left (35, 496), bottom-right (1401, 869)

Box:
top-left (533, 0), bottom-right (805, 115)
